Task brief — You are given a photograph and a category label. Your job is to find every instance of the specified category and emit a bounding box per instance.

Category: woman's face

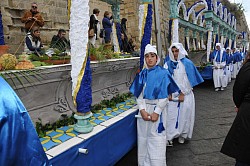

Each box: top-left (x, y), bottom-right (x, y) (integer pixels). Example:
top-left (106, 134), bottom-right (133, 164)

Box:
top-left (145, 52), bottom-right (157, 68)
top-left (171, 47), bottom-right (179, 60)
top-left (33, 30), bottom-right (40, 37)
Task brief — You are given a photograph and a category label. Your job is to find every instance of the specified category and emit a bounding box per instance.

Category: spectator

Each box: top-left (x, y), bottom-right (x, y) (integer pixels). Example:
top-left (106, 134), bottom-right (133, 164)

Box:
top-left (50, 29), bottom-right (70, 52)
top-left (102, 11), bottom-right (113, 44)
top-left (89, 8), bottom-right (100, 46)
top-left (221, 51), bottom-right (250, 166)
top-left (121, 18), bottom-right (127, 35)
top-left (21, 2), bottom-right (44, 32)
top-left (24, 26), bottom-right (43, 55)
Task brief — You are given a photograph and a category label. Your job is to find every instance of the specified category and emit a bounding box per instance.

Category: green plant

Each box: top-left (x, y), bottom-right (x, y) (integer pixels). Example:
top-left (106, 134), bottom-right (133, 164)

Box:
top-left (36, 92), bottom-right (134, 137)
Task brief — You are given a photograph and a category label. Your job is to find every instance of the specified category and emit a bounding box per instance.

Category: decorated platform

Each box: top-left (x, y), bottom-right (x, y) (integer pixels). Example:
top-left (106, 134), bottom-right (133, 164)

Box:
top-left (40, 98), bottom-right (138, 165)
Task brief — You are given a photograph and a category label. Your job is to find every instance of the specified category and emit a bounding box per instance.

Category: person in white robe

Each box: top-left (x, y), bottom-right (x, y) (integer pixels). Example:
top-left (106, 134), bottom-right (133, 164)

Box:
top-left (163, 43), bottom-right (204, 145)
top-left (210, 43), bottom-right (228, 91)
top-left (225, 47), bottom-right (233, 83)
top-left (130, 44), bottom-right (179, 166)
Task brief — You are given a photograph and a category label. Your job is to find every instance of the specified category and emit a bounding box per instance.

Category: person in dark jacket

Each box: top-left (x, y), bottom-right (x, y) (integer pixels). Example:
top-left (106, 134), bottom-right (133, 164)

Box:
top-left (21, 2), bottom-right (44, 32)
top-left (50, 29), bottom-right (70, 52)
top-left (221, 51), bottom-right (250, 166)
top-left (102, 11), bottom-right (113, 44)
top-left (89, 8), bottom-right (100, 40)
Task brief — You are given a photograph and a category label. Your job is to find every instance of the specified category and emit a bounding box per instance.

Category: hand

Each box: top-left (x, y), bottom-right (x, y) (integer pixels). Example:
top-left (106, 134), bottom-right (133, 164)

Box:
top-left (168, 94), bottom-right (173, 101)
top-left (235, 106), bottom-right (239, 112)
top-left (28, 17), bottom-right (33, 21)
top-left (33, 17), bottom-right (37, 21)
top-left (150, 112), bottom-right (159, 122)
top-left (140, 109), bottom-right (151, 121)
top-left (179, 92), bottom-right (184, 102)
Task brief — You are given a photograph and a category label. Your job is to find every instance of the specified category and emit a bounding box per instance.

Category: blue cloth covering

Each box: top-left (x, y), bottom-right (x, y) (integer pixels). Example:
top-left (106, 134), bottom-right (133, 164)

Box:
top-left (210, 50), bottom-right (227, 62)
top-left (76, 56), bottom-right (92, 113)
top-left (165, 58), bottom-right (204, 87)
top-left (50, 111), bottom-right (138, 166)
top-left (226, 53), bottom-right (234, 65)
top-left (0, 12), bottom-right (4, 45)
top-left (0, 77), bottom-right (49, 166)
top-left (233, 52), bottom-right (243, 63)
top-left (129, 65), bottom-right (179, 99)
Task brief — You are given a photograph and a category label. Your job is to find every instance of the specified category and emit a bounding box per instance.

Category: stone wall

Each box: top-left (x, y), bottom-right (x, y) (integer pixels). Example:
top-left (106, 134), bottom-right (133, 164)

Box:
top-left (1, 0), bottom-right (173, 55)
top-left (1, 0), bottom-right (69, 54)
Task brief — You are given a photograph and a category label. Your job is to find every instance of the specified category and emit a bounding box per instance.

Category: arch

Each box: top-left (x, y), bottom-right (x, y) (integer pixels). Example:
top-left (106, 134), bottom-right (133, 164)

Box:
top-left (187, 0), bottom-right (207, 21)
top-left (231, 15), bottom-right (235, 27)
top-left (178, 0), bottom-right (188, 20)
top-left (227, 13), bottom-right (231, 25)
top-left (223, 7), bottom-right (227, 22)
top-left (218, 3), bottom-right (223, 19)
top-left (213, 0), bottom-right (218, 14)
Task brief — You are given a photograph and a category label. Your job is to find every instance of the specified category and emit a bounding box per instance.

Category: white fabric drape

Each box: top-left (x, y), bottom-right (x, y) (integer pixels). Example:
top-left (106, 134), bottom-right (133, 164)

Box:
top-left (70, 0), bottom-right (89, 94)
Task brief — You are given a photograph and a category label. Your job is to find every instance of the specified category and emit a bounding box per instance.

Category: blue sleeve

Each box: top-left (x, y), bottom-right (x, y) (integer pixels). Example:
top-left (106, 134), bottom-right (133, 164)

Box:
top-left (102, 18), bottom-right (112, 28)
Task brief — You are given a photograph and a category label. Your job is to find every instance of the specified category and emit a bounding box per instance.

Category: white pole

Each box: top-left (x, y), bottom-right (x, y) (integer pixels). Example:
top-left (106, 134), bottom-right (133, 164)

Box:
top-left (153, 0), bottom-right (162, 59)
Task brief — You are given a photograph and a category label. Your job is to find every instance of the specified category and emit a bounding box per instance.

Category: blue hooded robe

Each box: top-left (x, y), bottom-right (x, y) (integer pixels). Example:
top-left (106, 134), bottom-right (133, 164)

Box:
top-left (0, 77), bottom-right (49, 166)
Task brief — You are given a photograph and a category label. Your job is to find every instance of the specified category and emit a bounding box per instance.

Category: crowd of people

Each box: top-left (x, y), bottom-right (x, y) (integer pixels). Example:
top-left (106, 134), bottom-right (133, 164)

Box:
top-left (21, 2), bottom-right (70, 56)
top-left (88, 8), bottom-right (135, 53)
top-left (210, 43), bottom-right (245, 92)
top-left (130, 43), bottom-right (204, 165)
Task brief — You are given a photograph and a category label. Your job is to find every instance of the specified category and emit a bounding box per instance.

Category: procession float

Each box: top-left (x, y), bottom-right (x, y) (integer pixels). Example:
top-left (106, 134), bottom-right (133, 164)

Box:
top-left (0, 0), bottom-right (249, 165)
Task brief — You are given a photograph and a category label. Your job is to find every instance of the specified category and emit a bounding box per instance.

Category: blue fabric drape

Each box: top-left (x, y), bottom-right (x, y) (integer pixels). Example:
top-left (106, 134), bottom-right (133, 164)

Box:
top-left (116, 22), bottom-right (122, 51)
top-left (0, 12), bottom-right (4, 45)
top-left (166, 58), bottom-right (204, 87)
top-left (76, 56), bottom-right (92, 113)
top-left (130, 65), bottom-right (179, 99)
top-left (50, 111), bottom-right (138, 166)
top-left (140, 4), bottom-right (153, 70)
top-left (0, 77), bottom-right (49, 166)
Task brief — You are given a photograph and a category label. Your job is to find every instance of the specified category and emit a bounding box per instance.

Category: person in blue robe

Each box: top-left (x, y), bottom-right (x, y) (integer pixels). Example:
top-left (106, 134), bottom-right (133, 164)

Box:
top-left (210, 43), bottom-right (228, 91)
top-left (163, 42), bottom-right (204, 146)
top-left (232, 48), bottom-right (243, 78)
top-left (129, 44), bottom-right (179, 165)
top-left (0, 77), bottom-right (49, 166)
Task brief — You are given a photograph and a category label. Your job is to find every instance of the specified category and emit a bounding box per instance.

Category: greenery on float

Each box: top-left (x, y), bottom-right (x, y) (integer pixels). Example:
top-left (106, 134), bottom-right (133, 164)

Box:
top-left (88, 44), bottom-right (132, 61)
top-left (36, 92), bottom-right (133, 137)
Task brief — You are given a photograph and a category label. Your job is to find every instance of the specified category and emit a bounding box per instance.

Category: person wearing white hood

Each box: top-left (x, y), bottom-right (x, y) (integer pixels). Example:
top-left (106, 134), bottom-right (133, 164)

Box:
top-left (130, 44), bottom-right (179, 166)
top-left (164, 43), bottom-right (204, 146)
top-left (225, 47), bottom-right (233, 83)
top-left (210, 43), bottom-right (228, 91)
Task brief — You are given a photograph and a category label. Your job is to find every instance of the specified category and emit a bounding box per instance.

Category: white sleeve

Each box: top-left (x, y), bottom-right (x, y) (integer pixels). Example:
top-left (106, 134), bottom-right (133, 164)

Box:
top-left (136, 91), bottom-right (146, 111)
top-left (154, 98), bottom-right (168, 115)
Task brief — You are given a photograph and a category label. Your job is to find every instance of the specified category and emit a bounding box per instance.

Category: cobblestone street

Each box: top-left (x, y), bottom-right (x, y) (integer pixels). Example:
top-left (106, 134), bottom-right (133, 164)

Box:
top-left (116, 80), bottom-right (236, 166)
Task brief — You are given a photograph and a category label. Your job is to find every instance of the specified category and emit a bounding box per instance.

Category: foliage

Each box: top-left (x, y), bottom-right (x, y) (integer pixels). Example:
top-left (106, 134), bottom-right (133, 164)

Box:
top-left (29, 54), bottom-right (71, 62)
top-left (198, 62), bottom-right (212, 71)
top-left (36, 115), bottom-right (76, 137)
top-left (35, 92), bottom-right (133, 137)
top-left (89, 44), bottom-right (132, 61)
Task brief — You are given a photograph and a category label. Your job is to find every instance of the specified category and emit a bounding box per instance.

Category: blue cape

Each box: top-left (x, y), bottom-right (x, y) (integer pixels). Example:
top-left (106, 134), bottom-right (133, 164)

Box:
top-left (166, 58), bottom-right (204, 87)
top-left (129, 65), bottom-right (179, 99)
top-left (226, 53), bottom-right (233, 64)
top-left (210, 50), bottom-right (227, 62)
top-left (233, 52), bottom-right (243, 63)
top-left (0, 77), bottom-right (49, 166)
